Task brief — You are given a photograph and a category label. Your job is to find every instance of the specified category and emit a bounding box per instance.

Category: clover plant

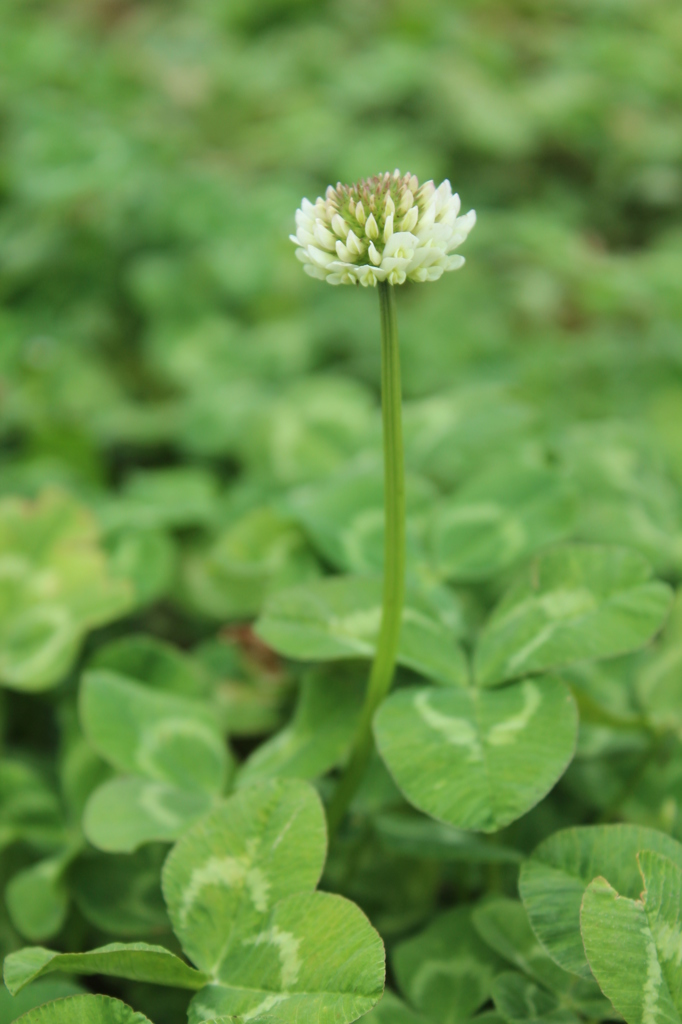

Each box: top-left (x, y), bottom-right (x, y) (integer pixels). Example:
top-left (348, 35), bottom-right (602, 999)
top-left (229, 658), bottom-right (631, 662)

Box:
top-left (2, 162), bottom-right (682, 1024)
top-left (5, 779), bottom-right (385, 1024)
top-left (3, 4), bottom-right (682, 1017)
top-left (291, 171), bottom-right (477, 831)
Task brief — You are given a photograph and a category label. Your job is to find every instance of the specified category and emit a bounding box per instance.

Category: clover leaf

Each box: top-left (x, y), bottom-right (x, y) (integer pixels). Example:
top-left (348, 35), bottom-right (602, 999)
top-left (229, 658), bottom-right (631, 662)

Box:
top-left (5, 779), bottom-right (386, 1024)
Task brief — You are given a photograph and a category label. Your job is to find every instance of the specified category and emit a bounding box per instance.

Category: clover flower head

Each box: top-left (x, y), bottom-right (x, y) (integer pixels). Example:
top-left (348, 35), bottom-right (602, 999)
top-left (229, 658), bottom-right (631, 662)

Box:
top-left (291, 170), bottom-right (476, 287)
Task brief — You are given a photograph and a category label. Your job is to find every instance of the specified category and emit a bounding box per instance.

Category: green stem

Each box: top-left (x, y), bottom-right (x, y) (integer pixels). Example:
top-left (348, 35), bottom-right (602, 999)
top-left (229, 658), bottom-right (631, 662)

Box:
top-left (327, 281), bottom-right (406, 836)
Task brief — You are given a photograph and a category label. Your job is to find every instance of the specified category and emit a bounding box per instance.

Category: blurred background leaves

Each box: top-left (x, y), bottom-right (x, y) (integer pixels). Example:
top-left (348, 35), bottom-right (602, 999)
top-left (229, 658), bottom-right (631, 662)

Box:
top-left (3, 0), bottom-right (682, 488)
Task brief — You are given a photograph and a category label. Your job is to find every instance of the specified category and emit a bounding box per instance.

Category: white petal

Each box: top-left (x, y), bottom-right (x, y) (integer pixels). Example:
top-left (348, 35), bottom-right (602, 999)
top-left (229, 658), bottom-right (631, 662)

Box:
top-left (383, 213), bottom-right (394, 242)
top-left (408, 267), bottom-right (429, 283)
top-left (355, 265), bottom-right (378, 287)
top-left (332, 214), bottom-right (349, 238)
top-left (417, 180), bottom-right (436, 204)
top-left (346, 229), bottom-right (365, 256)
top-left (456, 209), bottom-right (477, 234)
top-left (295, 208), bottom-right (315, 229)
top-left (416, 201), bottom-right (436, 235)
top-left (335, 240), bottom-right (353, 262)
top-left (304, 263), bottom-right (327, 280)
top-left (417, 247), bottom-right (448, 269)
top-left (327, 259), bottom-right (358, 273)
top-left (383, 231), bottom-right (418, 258)
top-left (365, 213), bottom-right (379, 240)
top-left (326, 269), bottom-right (355, 285)
top-left (308, 244), bottom-right (336, 268)
top-left (438, 194), bottom-right (462, 228)
top-left (423, 223), bottom-right (450, 246)
top-left (314, 223), bottom-right (337, 250)
top-left (446, 213), bottom-right (476, 250)
top-left (435, 180), bottom-right (452, 211)
top-left (381, 256), bottom-right (412, 273)
top-left (405, 247), bottom-right (430, 273)
top-left (425, 265), bottom-right (445, 281)
top-left (400, 206), bottom-right (419, 233)
top-left (398, 189), bottom-right (413, 215)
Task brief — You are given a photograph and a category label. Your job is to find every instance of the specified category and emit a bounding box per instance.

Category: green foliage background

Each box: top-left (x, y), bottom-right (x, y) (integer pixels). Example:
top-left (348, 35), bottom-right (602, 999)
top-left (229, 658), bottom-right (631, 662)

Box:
top-left (2, 1), bottom-right (682, 1023)
top-left (3, 0), bottom-right (682, 457)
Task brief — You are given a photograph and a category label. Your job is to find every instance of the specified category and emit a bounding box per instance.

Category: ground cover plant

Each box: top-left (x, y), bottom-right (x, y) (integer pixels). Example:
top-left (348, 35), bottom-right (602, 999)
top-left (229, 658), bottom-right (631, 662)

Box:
top-left (2, 1), bottom-right (682, 1023)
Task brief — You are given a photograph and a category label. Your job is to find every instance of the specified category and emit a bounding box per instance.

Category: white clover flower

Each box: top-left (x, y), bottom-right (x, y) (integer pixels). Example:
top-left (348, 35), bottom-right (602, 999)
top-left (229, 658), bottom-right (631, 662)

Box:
top-left (291, 170), bottom-right (476, 287)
